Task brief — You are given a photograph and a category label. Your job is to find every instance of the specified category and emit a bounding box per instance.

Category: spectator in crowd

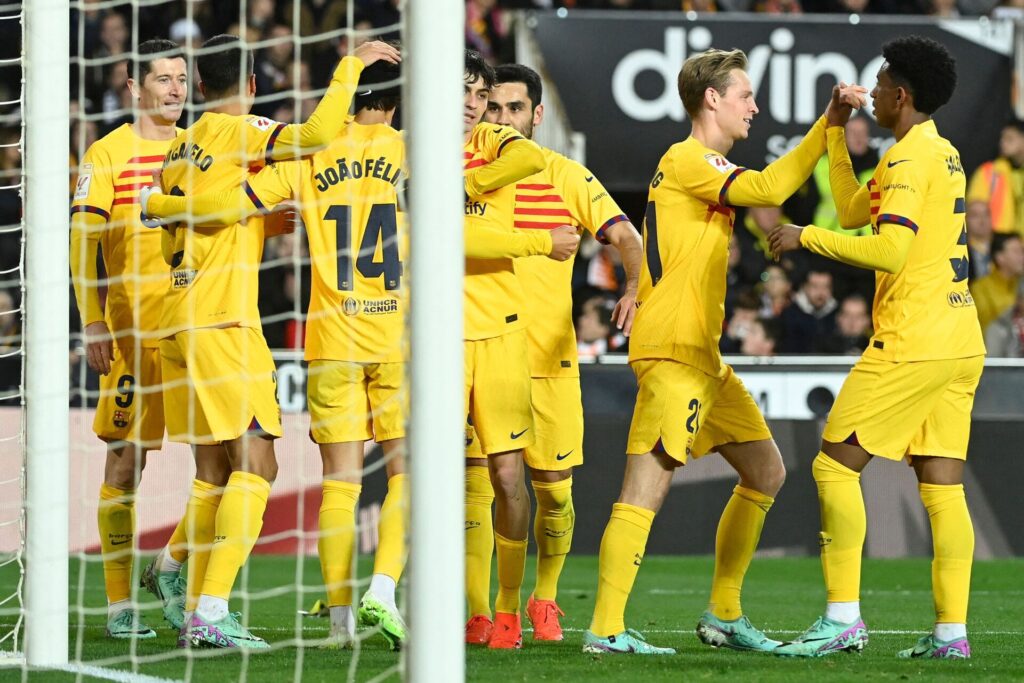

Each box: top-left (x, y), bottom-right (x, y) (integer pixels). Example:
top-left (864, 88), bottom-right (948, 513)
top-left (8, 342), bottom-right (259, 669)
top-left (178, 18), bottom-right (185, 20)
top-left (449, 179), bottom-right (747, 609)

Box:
top-left (967, 200), bottom-right (994, 280)
top-left (812, 115), bottom-right (876, 236)
top-left (253, 24), bottom-right (296, 117)
top-left (100, 60), bottom-right (132, 134)
top-left (575, 292), bottom-right (625, 359)
top-left (984, 291), bottom-right (1024, 357)
top-left (967, 118), bottom-right (1024, 237)
top-left (778, 268), bottom-right (837, 353)
top-left (740, 317), bottom-right (781, 357)
top-left (84, 11), bottom-right (131, 105)
top-left (721, 290), bottom-right (760, 353)
top-left (971, 233), bottom-right (1024, 332)
top-left (755, 0), bottom-right (803, 13)
top-left (466, 0), bottom-right (511, 64)
top-left (815, 293), bottom-right (871, 354)
top-left (758, 263), bottom-right (792, 318)
top-left (169, 17), bottom-right (203, 51)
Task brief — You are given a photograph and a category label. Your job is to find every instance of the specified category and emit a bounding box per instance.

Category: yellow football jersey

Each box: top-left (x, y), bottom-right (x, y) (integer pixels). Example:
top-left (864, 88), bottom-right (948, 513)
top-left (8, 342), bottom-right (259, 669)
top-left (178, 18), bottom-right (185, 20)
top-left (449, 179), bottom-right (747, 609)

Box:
top-left (513, 148), bottom-right (628, 377)
top-left (464, 123), bottom-right (530, 341)
top-left (159, 112), bottom-right (286, 334)
top-left (71, 124), bottom-right (179, 347)
top-left (629, 137), bottom-right (746, 378)
top-left (243, 123), bottom-right (406, 363)
top-left (860, 120), bottom-right (985, 361)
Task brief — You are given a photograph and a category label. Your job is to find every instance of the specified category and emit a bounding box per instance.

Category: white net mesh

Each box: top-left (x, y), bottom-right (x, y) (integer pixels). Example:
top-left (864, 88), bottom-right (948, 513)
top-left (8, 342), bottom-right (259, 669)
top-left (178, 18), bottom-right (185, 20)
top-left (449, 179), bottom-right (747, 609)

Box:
top-left (23, 0), bottom-right (411, 679)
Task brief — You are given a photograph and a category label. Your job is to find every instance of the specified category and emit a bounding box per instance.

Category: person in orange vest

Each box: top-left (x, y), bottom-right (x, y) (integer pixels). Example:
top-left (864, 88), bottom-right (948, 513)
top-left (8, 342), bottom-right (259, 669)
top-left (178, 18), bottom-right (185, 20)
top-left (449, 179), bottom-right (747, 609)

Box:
top-left (966, 118), bottom-right (1024, 236)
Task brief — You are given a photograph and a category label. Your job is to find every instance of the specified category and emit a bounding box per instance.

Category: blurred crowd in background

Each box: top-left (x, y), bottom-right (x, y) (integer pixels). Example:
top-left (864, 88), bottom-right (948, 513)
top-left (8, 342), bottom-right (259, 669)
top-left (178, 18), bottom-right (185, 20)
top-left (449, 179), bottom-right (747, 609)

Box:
top-left (0, 0), bottom-right (1021, 402)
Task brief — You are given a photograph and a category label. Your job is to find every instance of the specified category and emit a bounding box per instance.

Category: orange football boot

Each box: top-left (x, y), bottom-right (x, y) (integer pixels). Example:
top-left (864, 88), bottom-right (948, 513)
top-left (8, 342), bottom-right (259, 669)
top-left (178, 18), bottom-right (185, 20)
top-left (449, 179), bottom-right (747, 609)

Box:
top-left (526, 595), bottom-right (565, 641)
top-left (488, 612), bottom-right (523, 649)
top-left (465, 615), bottom-right (493, 645)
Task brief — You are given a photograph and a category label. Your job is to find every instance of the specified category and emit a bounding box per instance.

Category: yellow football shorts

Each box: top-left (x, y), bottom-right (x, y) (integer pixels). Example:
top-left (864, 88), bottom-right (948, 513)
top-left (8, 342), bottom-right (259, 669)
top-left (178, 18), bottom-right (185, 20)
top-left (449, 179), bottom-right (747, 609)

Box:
top-left (523, 376), bottom-right (584, 471)
top-left (464, 329), bottom-right (534, 456)
top-left (627, 359), bottom-right (771, 464)
top-left (307, 360), bottom-right (406, 444)
top-left (160, 326), bottom-right (282, 445)
top-left (93, 343), bottom-right (165, 449)
top-left (823, 354), bottom-right (984, 461)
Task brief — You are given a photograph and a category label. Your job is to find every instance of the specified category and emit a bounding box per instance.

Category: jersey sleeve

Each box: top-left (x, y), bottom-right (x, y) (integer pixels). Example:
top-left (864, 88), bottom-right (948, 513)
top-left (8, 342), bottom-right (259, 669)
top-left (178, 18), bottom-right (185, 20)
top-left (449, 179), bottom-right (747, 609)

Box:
top-left (464, 124), bottom-right (544, 196)
top-left (71, 143), bottom-right (115, 220)
top-left (240, 115), bottom-right (287, 166)
top-left (70, 143), bottom-right (114, 327)
top-left (669, 144), bottom-right (739, 206)
top-left (148, 159), bottom-right (303, 226)
top-left (557, 159), bottom-right (628, 245)
top-left (826, 126), bottom-right (872, 229)
top-left (875, 157), bottom-right (927, 234)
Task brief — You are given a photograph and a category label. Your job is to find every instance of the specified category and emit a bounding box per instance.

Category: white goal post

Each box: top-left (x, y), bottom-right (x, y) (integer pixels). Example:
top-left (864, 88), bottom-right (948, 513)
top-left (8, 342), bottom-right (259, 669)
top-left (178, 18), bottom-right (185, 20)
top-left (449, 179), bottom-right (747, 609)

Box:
top-left (23, 0), bottom-right (70, 668)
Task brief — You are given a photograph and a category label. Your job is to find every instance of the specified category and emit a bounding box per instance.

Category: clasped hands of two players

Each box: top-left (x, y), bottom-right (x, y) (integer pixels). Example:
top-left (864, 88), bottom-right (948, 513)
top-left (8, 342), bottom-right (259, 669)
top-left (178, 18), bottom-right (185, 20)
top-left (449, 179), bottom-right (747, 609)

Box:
top-left (768, 81), bottom-right (868, 260)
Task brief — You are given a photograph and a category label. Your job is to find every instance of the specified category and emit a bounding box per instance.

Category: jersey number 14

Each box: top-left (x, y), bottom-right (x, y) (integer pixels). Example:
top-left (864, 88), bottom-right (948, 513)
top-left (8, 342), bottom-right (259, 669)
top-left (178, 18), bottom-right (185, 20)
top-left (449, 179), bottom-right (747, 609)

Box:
top-left (324, 203), bottom-right (402, 291)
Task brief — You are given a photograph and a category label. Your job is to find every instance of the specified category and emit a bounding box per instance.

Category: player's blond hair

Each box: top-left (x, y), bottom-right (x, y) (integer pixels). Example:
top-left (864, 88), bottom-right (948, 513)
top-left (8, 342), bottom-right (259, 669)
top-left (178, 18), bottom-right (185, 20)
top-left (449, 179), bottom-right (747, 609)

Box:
top-left (678, 49), bottom-right (748, 119)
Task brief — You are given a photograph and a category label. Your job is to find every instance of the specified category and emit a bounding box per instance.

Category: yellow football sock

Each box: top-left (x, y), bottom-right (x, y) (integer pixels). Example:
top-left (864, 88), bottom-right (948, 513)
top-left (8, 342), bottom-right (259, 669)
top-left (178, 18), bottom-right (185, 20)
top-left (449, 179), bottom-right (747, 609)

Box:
top-left (373, 473), bottom-right (407, 581)
top-left (589, 503), bottom-right (655, 637)
top-left (98, 484), bottom-right (135, 605)
top-left (920, 483), bottom-right (974, 624)
top-left (201, 471), bottom-right (271, 601)
top-left (166, 515), bottom-right (189, 565)
top-left (494, 532), bottom-right (528, 614)
top-left (709, 485), bottom-right (774, 621)
top-left (532, 477), bottom-right (574, 601)
top-left (465, 465), bottom-right (494, 618)
top-left (184, 479), bottom-right (222, 611)
top-left (813, 452), bottom-right (866, 603)
top-left (319, 479), bottom-right (361, 607)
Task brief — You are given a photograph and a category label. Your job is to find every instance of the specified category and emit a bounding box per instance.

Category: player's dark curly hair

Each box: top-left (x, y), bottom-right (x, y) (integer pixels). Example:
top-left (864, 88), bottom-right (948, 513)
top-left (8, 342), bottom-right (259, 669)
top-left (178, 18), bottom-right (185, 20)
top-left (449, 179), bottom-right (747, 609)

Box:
top-left (495, 64), bottom-right (543, 109)
top-left (197, 34), bottom-right (254, 100)
top-left (881, 35), bottom-right (956, 115)
top-left (464, 49), bottom-right (495, 89)
top-left (356, 41), bottom-right (401, 112)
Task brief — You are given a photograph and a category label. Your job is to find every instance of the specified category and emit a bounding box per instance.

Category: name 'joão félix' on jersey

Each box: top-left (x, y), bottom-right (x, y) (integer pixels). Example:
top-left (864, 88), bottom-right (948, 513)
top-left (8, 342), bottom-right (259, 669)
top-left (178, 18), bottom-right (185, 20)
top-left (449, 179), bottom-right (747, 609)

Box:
top-left (314, 156), bottom-right (403, 192)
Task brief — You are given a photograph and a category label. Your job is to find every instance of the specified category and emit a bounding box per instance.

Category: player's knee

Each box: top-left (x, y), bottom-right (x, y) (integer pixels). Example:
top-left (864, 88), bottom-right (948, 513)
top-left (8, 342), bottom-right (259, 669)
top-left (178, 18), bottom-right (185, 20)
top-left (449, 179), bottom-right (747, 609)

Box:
top-left (104, 445), bottom-right (145, 490)
top-left (763, 459), bottom-right (786, 496)
top-left (491, 470), bottom-right (526, 504)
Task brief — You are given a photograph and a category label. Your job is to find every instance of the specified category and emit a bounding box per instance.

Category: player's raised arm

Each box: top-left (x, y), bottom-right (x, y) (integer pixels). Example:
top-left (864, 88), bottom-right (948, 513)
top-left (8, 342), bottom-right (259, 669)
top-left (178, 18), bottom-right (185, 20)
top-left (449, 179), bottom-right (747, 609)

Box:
top-left (718, 83), bottom-right (867, 207)
top-left (464, 123), bottom-right (545, 196)
top-left (267, 41), bottom-right (400, 161)
top-left (826, 125), bottom-right (872, 229)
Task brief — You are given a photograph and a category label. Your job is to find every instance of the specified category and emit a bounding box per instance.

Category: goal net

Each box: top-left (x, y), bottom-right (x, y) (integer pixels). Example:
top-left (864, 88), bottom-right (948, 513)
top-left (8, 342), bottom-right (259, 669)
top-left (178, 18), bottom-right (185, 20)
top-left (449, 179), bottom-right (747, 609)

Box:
top-left (5, 0), bottom-right (465, 680)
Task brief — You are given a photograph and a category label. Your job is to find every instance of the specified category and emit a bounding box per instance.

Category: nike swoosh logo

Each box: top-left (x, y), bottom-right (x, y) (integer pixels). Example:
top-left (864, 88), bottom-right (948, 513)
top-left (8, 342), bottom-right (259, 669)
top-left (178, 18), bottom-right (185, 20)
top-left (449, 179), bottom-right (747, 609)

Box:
top-left (510, 429), bottom-right (528, 439)
top-left (584, 176), bottom-right (594, 182)
top-left (555, 450), bottom-right (573, 460)
top-left (110, 539), bottom-right (131, 546)
top-left (887, 159), bottom-right (911, 168)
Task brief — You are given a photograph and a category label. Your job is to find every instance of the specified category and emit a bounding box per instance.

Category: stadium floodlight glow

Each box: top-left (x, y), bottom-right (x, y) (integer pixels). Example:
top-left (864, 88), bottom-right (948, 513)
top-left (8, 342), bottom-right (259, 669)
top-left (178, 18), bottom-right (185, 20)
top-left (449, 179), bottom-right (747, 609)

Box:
top-left (23, 0), bottom-right (70, 668)
top-left (406, 1), bottom-right (466, 681)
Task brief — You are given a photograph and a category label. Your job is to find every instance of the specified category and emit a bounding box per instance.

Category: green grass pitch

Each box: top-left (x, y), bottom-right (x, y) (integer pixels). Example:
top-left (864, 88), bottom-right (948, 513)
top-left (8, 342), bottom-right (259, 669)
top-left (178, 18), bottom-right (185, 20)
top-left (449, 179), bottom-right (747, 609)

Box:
top-left (2, 554), bottom-right (1022, 681)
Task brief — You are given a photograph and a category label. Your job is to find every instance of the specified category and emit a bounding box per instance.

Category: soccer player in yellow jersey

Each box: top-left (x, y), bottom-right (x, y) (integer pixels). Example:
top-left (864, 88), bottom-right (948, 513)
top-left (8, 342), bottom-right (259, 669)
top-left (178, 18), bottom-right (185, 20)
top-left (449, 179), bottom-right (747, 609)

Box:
top-left (70, 39), bottom-right (193, 639)
top-left (581, 49), bottom-right (867, 655)
top-left (769, 36), bottom-right (985, 660)
top-left (146, 58), bottom-right (411, 650)
top-left (466, 64), bottom-right (643, 643)
top-left (142, 35), bottom-right (400, 649)
top-left (461, 50), bottom-right (581, 650)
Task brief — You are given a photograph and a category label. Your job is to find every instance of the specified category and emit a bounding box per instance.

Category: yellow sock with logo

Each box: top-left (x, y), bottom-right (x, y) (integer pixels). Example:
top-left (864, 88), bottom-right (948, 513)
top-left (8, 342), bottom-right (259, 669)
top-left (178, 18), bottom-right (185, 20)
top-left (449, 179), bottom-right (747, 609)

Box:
top-left (532, 478), bottom-right (574, 601)
top-left (98, 484), bottom-right (135, 605)
top-left (589, 503), bottom-right (655, 637)
top-left (201, 471), bottom-right (271, 601)
top-left (184, 479), bottom-right (222, 611)
top-left (465, 465), bottom-right (495, 618)
top-left (373, 473), bottom-right (407, 582)
top-left (709, 485), bottom-right (775, 621)
top-left (319, 479), bottom-right (361, 607)
top-left (920, 483), bottom-right (974, 624)
top-left (494, 532), bottom-right (528, 614)
top-left (813, 452), bottom-right (866, 602)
